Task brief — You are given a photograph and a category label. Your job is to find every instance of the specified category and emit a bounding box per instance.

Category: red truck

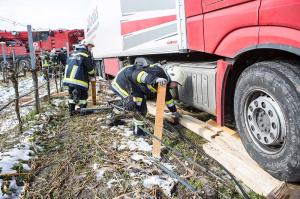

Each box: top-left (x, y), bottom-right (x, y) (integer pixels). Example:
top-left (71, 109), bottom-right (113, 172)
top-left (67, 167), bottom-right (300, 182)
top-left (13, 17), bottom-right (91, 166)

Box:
top-left (0, 29), bottom-right (84, 70)
top-left (85, 0), bottom-right (300, 182)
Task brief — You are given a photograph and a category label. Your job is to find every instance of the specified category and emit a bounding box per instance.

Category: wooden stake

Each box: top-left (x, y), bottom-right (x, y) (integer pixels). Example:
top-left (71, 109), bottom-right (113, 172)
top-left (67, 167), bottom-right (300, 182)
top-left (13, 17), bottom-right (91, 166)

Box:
top-left (91, 78), bottom-right (97, 105)
top-left (152, 85), bottom-right (166, 158)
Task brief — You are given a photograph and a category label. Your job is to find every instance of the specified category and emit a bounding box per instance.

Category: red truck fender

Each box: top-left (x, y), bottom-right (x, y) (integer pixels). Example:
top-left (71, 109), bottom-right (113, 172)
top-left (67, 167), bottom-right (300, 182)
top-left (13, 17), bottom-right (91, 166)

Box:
top-left (216, 60), bottom-right (232, 126)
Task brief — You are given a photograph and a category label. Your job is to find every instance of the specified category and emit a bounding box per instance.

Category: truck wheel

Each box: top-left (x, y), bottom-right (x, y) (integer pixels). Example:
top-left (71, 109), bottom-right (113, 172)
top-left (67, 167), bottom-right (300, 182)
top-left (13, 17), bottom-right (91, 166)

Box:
top-left (18, 59), bottom-right (30, 71)
top-left (134, 57), bottom-right (154, 67)
top-left (234, 61), bottom-right (300, 182)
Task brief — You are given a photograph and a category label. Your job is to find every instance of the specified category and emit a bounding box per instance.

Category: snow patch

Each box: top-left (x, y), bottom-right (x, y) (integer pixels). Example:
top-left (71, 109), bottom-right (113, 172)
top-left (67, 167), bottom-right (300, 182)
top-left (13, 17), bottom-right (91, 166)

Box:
top-left (127, 138), bottom-right (152, 152)
top-left (143, 175), bottom-right (177, 197)
top-left (131, 153), bottom-right (152, 165)
top-left (95, 167), bottom-right (111, 181)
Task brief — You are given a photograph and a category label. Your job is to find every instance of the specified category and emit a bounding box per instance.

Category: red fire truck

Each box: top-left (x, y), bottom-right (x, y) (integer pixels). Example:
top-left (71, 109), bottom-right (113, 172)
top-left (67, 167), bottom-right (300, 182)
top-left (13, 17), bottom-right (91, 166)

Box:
top-left (0, 29), bottom-right (84, 70)
top-left (85, 0), bottom-right (300, 182)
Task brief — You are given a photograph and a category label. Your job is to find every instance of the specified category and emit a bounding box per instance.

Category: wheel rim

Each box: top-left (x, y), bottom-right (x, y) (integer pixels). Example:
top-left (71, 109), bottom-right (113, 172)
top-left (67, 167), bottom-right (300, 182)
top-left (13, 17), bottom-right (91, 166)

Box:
top-left (244, 89), bottom-right (287, 154)
top-left (19, 60), bottom-right (30, 71)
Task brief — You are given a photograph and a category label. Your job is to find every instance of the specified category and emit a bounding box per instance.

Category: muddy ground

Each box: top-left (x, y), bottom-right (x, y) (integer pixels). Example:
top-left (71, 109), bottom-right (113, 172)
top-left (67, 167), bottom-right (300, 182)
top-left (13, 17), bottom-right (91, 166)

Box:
top-left (13, 90), bottom-right (262, 199)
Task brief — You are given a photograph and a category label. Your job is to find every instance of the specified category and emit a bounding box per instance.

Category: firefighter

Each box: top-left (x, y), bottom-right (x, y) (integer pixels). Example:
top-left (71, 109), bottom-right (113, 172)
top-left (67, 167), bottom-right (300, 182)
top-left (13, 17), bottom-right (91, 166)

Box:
top-left (41, 51), bottom-right (51, 80)
top-left (110, 63), bottom-right (186, 134)
top-left (110, 64), bottom-right (139, 110)
top-left (41, 51), bottom-right (51, 69)
top-left (58, 47), bottom-right (68, 66)
top-left (131, 64), bottom-right (186, 119)
top-left (63, 41), bottom-right (95, 116)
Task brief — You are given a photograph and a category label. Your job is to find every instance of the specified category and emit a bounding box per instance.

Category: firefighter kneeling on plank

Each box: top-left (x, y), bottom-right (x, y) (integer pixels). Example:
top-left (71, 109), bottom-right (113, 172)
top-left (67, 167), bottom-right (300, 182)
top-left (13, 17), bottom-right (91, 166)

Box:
top-left (63, 41), bottom-right (95, 116)
top-left (110, 63), bottom-right (186, 135)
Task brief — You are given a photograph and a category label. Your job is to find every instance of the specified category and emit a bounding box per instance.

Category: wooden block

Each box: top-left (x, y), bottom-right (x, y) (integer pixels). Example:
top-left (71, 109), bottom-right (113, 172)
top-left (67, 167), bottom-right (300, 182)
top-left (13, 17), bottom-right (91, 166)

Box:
top-left (207, 119), bottom-right (238, 136)
top-left (152, 85), bottom-right (167, 158)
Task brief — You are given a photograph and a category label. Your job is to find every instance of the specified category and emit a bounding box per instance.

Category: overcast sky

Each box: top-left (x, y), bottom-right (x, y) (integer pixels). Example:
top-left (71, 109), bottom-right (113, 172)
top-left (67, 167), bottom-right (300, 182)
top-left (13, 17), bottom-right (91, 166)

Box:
top-left (0, 0), bottom-right (92, 31)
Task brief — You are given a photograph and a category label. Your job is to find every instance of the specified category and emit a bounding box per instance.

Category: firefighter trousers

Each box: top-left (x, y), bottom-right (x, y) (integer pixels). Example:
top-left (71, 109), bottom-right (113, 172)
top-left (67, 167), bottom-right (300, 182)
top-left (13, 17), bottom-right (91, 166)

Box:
top-left (68, 86), bottom-right (88, 115)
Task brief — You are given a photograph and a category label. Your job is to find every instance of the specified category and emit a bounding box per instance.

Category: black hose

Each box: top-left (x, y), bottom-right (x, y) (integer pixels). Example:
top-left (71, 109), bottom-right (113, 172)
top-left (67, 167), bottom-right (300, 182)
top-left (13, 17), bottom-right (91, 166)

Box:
top-left (140, 126), bottom-right (232, 199)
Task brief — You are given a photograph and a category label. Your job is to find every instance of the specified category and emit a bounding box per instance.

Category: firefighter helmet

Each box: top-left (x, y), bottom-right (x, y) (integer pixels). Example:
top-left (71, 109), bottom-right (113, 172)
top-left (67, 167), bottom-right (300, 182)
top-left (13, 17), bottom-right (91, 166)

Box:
top-left (166, 67), bottom-right (186, 86)
top-left (80, 39), bottom-right (95, 47)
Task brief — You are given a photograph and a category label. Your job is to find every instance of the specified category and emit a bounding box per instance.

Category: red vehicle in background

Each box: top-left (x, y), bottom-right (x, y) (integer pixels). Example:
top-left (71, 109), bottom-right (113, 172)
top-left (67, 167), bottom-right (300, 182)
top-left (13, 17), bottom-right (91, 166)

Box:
top-left (0, 29), bottom-right (84, 71)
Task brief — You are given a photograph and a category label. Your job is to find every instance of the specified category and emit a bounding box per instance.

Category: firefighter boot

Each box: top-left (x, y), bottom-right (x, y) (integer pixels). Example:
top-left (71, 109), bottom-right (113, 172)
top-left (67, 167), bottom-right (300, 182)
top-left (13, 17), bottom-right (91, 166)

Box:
top-left (79, 103), bottom-right (88, 116)
top-left (68, 103), bottom-right (76, 116)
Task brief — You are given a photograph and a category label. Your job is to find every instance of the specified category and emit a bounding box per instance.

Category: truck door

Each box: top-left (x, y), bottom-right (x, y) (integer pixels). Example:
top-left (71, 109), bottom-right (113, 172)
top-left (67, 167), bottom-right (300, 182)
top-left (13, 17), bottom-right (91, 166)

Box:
top-left (185, 0), bottom-right (205, 51)
top-left (202, 0), bottom-right (255, 12)
top-left (202, 0), bottom-right (260, 56)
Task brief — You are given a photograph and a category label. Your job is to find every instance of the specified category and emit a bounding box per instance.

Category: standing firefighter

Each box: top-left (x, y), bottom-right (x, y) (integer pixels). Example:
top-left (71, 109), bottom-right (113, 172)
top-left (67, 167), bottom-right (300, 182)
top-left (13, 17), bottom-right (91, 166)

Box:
top-left (41, 51), bottom-right (51, 70)
top-left (63, 41), bottom-right (95, 116)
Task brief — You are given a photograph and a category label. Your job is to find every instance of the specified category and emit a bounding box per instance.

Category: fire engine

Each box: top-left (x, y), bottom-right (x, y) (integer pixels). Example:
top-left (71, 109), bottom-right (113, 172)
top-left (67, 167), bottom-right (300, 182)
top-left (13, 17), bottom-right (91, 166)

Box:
top-left (85, 0), bottom-right (300, 182)
top-left (0, 29), bottom-right (84, 71)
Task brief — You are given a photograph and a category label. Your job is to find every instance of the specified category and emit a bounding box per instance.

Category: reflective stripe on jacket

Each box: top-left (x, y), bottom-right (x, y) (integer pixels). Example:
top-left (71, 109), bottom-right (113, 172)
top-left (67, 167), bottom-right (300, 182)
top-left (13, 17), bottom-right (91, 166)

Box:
top-left (111, 65), bottom-right (137, 98)
top-left (63, 49), bottom-right (94, 90)
top-left (132, 65), bottom-right (177, 112)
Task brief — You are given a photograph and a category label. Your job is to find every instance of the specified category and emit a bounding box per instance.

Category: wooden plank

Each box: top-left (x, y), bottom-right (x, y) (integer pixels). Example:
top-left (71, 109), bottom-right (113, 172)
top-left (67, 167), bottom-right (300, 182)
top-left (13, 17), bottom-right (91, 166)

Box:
top-left (91, 79), bottom-right (97, 105)
top-left (21, 91), bottom-right (68, 107)
top-left (207, 119), bottom-right (238, 136)
top-left (267, 183), bottom-right (300, 199)
top-left (147, 103), bottom-right (219, 142)
top-left (51, 91), bottom-right (68, 98)
top-left (179, 115), bottom-right (219, 141)
top-left (203, 137), bottom-right (283, 196)
top-left (147, 102), bottom-right (286, 196)
top-left (152, 85), bottom-right (166, 158)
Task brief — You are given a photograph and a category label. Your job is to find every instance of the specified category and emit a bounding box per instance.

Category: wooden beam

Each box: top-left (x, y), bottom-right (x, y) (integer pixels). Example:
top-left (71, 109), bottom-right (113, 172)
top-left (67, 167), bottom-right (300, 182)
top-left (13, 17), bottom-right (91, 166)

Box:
top-left (152, 85), bottom-right (166, 158)
top-left (147, 102), bottom-right (219, 141)
top-left (147, 102), bottom-right (286, 196)
top-left (91, 79), bottom-right (97, 105)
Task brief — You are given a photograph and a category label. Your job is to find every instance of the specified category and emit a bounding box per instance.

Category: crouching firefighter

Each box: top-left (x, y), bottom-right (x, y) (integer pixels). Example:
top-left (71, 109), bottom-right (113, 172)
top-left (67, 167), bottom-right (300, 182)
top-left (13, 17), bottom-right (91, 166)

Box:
top-left (110, 64), bottom-right (148, 134)
top-left (63, 41), bottom-right (95, 116)
top-left (131, 64), bottom-right (187, 127)
top-left (110, 65), bottom-right (139, 110)
top-left (110, 63), bottom-right (186, 135)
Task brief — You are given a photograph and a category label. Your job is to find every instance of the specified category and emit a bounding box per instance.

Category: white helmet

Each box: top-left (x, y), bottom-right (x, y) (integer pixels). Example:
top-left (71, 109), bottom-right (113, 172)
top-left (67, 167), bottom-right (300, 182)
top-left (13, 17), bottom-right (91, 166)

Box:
top-left (166, 67), bottom-right (186, 86)
top-left (80, 39), bottom-right (95, 47)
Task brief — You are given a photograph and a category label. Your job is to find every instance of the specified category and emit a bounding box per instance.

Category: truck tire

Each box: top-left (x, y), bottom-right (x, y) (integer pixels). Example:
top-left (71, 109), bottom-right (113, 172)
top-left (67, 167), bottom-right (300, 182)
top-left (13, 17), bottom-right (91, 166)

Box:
top-left (18, 58), bottom-right (30, 71)
top-left (134, 57), bottom-right (154, 67)
top-left (234, 61), bottom-right (300, 182)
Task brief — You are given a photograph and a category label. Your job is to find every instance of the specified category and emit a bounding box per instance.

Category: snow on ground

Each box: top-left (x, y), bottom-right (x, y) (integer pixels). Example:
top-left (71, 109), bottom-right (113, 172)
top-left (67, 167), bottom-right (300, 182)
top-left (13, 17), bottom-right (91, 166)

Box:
top-left (0, 107), bottom-right (32, 133)
top-left (0, 75), bottom-right (57, 133)
top-left (143, 175), bottom-right (178, 197)
top-left (0, 76), bottom-right (45, 105)
top-left (99, 123), bottom-right (178, 197)
top-left (0, 99), bottom-right (65, 199)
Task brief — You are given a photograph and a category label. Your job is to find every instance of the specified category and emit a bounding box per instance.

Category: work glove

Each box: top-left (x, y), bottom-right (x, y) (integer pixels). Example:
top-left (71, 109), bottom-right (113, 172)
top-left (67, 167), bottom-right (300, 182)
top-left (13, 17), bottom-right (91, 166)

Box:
top-left (156, 78), bottom-right (168, 86)
top-left (172, 112), bottom-right (182, 124)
